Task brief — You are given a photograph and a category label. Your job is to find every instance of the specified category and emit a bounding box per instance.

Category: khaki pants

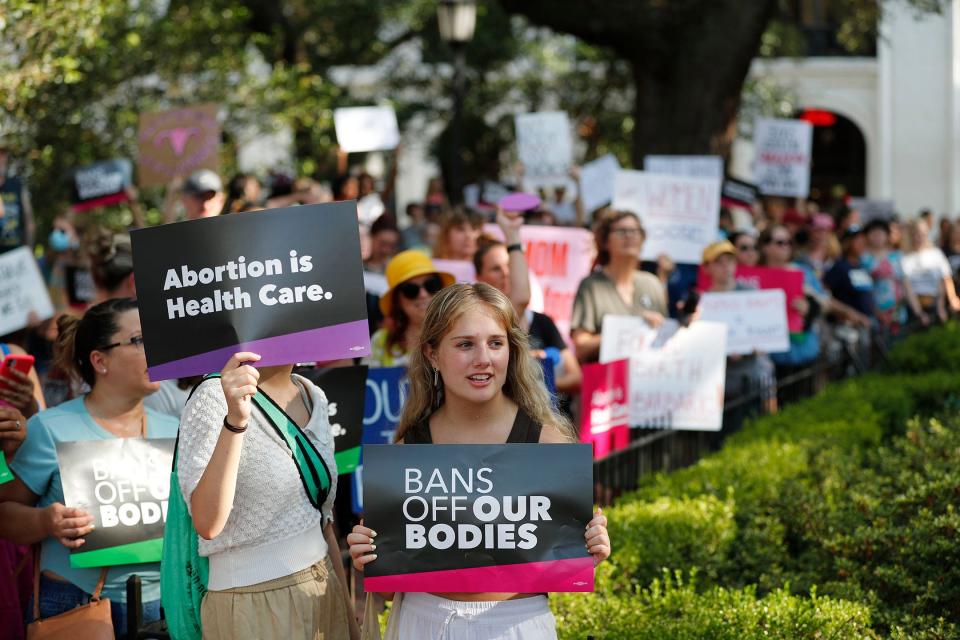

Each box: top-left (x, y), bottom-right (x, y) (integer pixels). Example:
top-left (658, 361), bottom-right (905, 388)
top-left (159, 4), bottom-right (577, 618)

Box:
top-left (201, 556), bottom-right (350, 640)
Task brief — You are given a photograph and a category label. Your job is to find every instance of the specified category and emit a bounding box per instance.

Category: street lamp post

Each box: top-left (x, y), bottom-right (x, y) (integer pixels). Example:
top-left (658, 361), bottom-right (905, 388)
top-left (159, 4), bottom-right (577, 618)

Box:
top-left (437, 0), bottom-right (476, 204)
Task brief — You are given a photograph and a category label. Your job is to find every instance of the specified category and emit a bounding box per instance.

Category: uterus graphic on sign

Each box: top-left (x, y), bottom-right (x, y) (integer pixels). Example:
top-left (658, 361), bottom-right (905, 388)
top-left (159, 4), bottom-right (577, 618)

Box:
top-left (137, 104), bottom-right (221, 187)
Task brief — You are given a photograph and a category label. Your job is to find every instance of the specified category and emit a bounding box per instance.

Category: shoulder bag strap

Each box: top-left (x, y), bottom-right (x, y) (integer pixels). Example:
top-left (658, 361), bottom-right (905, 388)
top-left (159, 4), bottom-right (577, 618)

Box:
top-left (251, 391), bottom-right (332, 510)
top-left (90, 567), bottom-right (109, 601)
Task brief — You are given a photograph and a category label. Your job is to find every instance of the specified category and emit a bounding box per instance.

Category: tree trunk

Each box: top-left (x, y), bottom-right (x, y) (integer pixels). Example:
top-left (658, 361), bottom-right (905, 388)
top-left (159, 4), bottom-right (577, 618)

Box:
top-left (498, 0), bottom-right (778, 167)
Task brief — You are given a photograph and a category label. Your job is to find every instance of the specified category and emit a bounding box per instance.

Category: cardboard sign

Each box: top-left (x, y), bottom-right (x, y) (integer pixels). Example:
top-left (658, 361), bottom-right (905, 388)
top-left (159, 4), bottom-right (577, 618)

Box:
top-left (612, 170), bottom-right (721, 264)
top-left (56, 438), bottom-right (175, 568)
top-left (131, 202), bottom-right (370, 381)
top-left (698, 290), bottom-right (789, 355)
top-left (579, 154), bottom-right (621, 214)
top-left (363, 366), bottom-right (409, 445)
top-left (0, 247), bottom-right (54, 336)
top-left (753, 118), bottom-right (813, 198)
top-left (721, 177), bottom-right (759, 208)
top-left (0, 455), bottom-right (12, 485)
top-left (432, 259), bottom-right (476, 284)
top-left (515, 112), bottom-right (573, 188)
top-left (482, 225), bottom-right (595, 344)
top-left (601, 316), bottom-right (726, 430)
top-left (580, 359), bottom-right (630, 459)
top-left (72, 159), bottom-right (133, 212)
top-left (363, 443), bottom-right (594, 592)
top-left (296, 365), bottom-right (368, 474)
top-left (138, 104), bottom-right (220, 188)
top-left (697, 265), bottom-right (805, 333)
top-left (645, 155), bottom-right (724, 180)
top-left (334, 106), bottom-right (400, 153)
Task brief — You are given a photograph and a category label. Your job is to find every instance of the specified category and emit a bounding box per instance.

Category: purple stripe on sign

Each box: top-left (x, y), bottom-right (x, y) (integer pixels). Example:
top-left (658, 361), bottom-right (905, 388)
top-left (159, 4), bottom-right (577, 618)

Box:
top-left (364, 556), bottom-right (595, 593)
top-left (147, 319), bottom-right (371, 381)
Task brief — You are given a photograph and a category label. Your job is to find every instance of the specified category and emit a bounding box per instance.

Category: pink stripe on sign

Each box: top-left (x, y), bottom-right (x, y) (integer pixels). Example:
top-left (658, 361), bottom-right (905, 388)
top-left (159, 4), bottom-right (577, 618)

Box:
top-left (364, 557), bottom-right (594, 593)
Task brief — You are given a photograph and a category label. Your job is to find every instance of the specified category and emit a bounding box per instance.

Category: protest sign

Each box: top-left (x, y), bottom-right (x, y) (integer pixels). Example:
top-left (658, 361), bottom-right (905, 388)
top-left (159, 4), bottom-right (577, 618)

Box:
top-left (579, 154), bottom-right (620, 214)
top-left (849, 198), bottom-right (895, 222)
top-left (363, 443), bottom-right (594, 592)
top-left (131, 202), bottom-right (370, 381)
top-left (580, 359), bottom-right (630, 459)
top-left (698, 290), bottom-right (789, 355)
top-left (363, 366), bottom-right (409, 445)
top-left (334, 106), bottom-right (400, 153)
top-left (645, 155), bottom-right (724, 180)
top-left (697, 265), bottom-right (805, 332)
top-left (72, 159), bottom-right (133, 212)
top-left (432, 259), bottom-right (476, 284)
top-left (0, 176), bottom-right (27, 251)
top-left (721, 177), bottom-right (760, 208)
top-left (57, 438), bottom-right (175, 568)
top-left (0, 247), bottom-right (54, 337)
top-left (296, 365), bottom-right (368, 474)
top-left (65, 266), bottom-right (96, 307)
top-left (138, 104), bottom-right (220, 188)
top-left (0, 456), bottom-right (12, 485)
top-left (482, 224), bottom-right (594, 343)
top-left (753, 118), bottom-right (813, 198)
top-left (515, 112), bottom-right (573, 188)
top-left (612, 170), bottom-right (721, 264)
top-left (601, 316), bottom-right (726, 430)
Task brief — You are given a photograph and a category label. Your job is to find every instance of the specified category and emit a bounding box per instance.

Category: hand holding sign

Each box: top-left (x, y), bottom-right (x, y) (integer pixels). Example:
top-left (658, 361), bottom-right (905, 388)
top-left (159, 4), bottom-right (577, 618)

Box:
top-left (44, 503), bottom-right (95, 550)
top-left (0, 406), bottom-right (27, 461)
top-left (585, 508), bottom-right (610, 566)
top-left (347, 520), bottom-right (378, 571)
top-left (220, 352), bottom-right (261, 429)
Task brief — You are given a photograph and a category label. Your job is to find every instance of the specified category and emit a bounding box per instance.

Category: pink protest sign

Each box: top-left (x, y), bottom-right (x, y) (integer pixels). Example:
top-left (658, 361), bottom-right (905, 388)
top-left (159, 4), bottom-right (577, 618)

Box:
top-left (580, 359), bottom-right (630, 459)
top-left (137, 104), bottom-right (221, 188)
top-left (432, 259), bottom-right (476, 284)
top-left (499, 192), bottom-right (541, 212)
top-left (698, 264), bottom-right (805, 332)
top-left (482, 225), bottom-right (595, 344)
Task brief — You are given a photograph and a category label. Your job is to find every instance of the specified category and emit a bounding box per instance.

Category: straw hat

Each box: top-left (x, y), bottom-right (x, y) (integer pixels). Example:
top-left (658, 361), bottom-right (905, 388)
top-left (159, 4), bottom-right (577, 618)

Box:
top-left (379, 250), bottom-right (455, 316)
top-left (702, 240), bottom-right (737, 264)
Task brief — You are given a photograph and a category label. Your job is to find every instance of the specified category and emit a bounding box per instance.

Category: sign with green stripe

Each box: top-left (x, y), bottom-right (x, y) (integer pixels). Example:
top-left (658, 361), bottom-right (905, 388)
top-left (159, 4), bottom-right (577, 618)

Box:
top-left (56, 438), bottom-right (174, 568)
top-left (296, 364), bottom-right (367, 475)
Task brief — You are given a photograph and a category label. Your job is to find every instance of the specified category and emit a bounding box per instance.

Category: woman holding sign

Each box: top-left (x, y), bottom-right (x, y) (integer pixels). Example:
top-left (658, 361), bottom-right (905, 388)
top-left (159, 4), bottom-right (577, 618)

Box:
top-left (178, 353), bottom-right (358, 639)
top-left (348, 283), bottom-right (610, 639)
top-left (0, 298), bottom-right (178, 636)
top-left (570, 210), bottom-right (668, 363)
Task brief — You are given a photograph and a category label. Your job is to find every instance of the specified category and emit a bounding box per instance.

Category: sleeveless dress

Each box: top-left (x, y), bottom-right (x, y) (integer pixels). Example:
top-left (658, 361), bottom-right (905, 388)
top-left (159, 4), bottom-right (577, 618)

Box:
top-left (393, 409), bottom-right (558, 640)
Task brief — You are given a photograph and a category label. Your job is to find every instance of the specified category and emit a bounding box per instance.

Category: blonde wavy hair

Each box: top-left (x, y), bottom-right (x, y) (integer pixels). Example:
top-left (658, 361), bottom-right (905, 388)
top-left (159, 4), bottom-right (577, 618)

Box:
top-left (395, 283), bottom-right (575, 443)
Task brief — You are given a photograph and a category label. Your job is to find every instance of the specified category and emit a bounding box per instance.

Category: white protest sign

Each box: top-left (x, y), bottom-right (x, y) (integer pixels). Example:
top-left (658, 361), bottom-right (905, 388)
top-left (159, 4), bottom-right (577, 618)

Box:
top-left (612, 170), bottom-right (721, 264)
top-left (515, 111), bottom-right (573, 188)
top-left (698, 290), bottom-right (789, 355)
top-left (0, 247), bottom-right (54, 336)
top-left (849, 198), bottom-right (895, 222)
top-left (334, 106), bottom-right (400, 153)
top-left (432, 259), bottom-right (476, 284)
top-left (645, 155), bottom-right (724, 180)
top-left (579, 154), bottom-right (621, 214)
top-left (753, 118), bottom-right (813, 197)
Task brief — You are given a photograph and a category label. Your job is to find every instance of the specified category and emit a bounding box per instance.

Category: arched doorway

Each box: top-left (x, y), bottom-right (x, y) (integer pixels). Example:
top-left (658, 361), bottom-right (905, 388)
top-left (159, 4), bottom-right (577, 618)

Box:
top-left (798, 108), bottom-right (867, 209)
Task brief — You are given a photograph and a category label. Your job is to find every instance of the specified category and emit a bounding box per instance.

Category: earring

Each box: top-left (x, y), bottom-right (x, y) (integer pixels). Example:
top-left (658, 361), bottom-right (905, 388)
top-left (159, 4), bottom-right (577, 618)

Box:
top-left (101, 369), bottom-right (107, 375)
top-left (433, 368), bottom-right (439, 387)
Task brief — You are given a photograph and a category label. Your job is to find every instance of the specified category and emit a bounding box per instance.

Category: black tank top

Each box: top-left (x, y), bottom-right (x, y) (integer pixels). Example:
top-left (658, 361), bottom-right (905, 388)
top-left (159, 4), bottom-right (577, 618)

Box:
top-left (403, 409), bottom-right (543, 444)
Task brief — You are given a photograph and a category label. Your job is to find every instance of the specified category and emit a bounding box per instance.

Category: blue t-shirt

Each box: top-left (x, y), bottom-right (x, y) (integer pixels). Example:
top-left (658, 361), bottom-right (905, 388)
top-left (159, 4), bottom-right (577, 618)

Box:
top-left (10, 397), bottom-right (178, 603)
top-left (824, 257), bottom-right (875, 317)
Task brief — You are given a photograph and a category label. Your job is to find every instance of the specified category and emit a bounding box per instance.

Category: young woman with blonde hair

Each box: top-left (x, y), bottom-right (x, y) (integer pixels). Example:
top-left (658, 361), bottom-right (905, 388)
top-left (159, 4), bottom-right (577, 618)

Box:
top-left (348, 283), bottom-right (610, 639)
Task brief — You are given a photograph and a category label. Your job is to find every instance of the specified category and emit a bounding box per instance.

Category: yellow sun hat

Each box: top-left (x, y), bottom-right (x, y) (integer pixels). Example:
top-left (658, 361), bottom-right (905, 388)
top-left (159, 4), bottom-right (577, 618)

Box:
top-left (379, 250), bottom-right (456, 317)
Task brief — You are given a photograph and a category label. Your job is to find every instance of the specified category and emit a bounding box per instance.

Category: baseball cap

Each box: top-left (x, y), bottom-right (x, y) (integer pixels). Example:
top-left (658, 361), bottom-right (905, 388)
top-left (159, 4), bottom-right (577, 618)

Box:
top-left (839, 224), bottom-right (864, 242)
top-left (702, 240), bottom-right (737, 264)
top-left (182, 169), bottom-right (223, 196)
top-left (811, 213), bottom-right (835, 231)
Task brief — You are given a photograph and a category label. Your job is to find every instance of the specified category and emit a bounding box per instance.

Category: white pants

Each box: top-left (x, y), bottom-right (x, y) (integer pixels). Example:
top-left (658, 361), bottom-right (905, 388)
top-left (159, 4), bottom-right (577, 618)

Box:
top-left (391, 593), bottom-right (557, 640)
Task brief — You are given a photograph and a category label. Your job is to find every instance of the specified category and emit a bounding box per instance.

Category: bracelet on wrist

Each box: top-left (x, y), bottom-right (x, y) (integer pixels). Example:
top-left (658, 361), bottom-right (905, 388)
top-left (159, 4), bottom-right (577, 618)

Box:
top-left (223, 416), bottom-right (247, 434)
top-left (506, 243), bottom-right (523, 254)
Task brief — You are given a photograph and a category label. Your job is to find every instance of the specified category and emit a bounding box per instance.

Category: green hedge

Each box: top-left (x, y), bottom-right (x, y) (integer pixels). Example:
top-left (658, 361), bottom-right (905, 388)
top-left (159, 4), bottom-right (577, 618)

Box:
top-left (551, 326), bottom-right (960, 638)
top-left (553, 575), bottom-right (875, 640)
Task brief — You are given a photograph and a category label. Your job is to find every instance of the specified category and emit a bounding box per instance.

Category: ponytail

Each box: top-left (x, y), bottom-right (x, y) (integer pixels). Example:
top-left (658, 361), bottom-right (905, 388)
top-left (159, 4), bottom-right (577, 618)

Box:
top-left (54, 298), bottom-right (139, 386)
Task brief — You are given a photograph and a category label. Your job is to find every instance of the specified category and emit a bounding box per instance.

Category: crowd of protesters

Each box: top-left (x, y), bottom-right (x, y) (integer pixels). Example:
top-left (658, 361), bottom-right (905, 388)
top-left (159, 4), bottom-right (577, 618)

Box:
top-left (0, 149), bottom-right (953, 639)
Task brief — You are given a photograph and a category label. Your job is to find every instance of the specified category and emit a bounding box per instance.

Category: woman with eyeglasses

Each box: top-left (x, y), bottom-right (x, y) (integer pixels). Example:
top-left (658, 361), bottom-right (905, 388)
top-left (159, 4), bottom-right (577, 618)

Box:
top-left (571, 210), bottom-right (667, 363)
top-left (365, 251), bottom-right (455, 368)
top-left (0, 298), bottom-right (178, 637)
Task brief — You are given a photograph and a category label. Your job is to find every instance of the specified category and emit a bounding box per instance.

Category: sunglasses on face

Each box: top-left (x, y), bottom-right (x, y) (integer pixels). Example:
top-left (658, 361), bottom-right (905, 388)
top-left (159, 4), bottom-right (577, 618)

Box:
top-left (736, 244), bottom-right (756, 251)
top-left (771, 239), bottom-right (792, 247)
top-left (398, 275), bottom-right (444, 301)
top-left (610, 227), bottom-right (643, 238)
